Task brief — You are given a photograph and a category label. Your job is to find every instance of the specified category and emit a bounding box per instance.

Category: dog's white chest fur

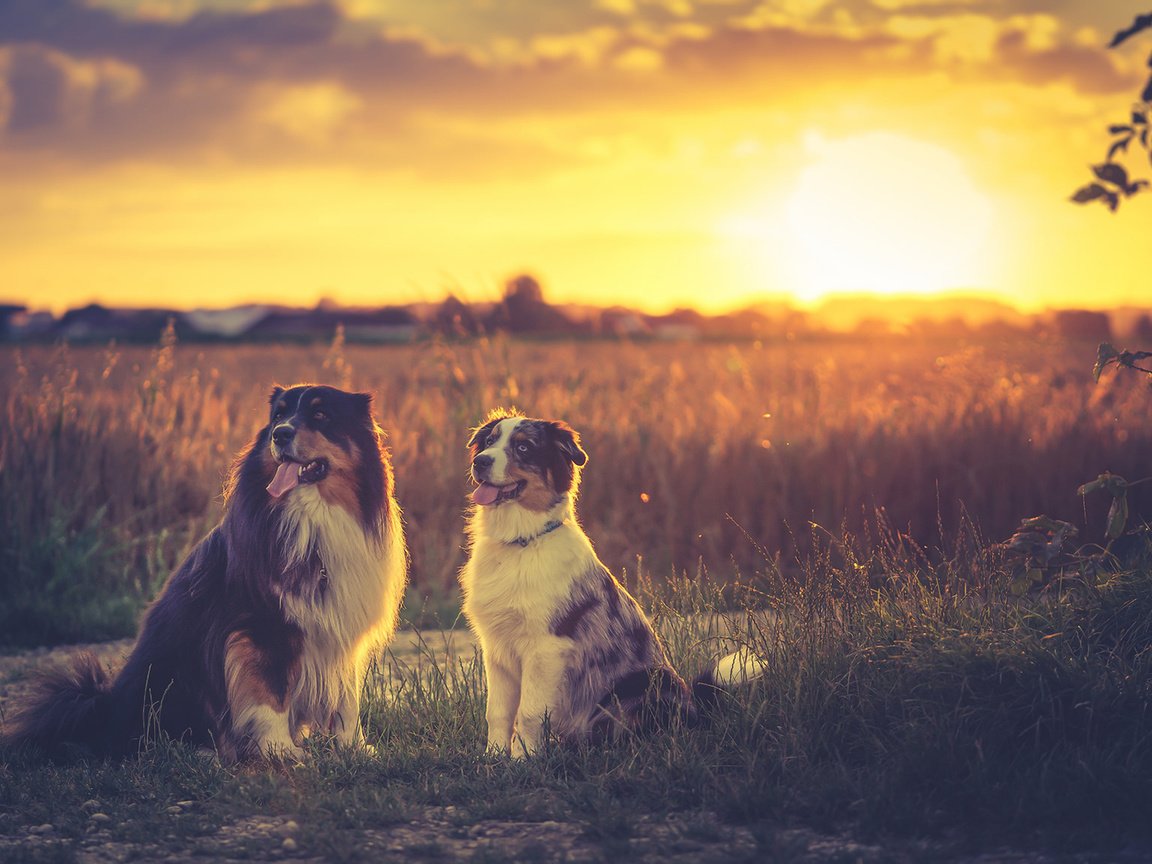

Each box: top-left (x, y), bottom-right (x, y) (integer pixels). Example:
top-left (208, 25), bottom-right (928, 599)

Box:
top-left (460, 505), bottom-right (589, 663)
top-left (277, 486), bottom-right (406, 730)
top-left (461, 497), bottom-right (616, 755)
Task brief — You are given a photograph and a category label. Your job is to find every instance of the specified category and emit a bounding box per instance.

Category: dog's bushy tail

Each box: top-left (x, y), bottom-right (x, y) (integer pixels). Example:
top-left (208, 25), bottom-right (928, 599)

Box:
top-left (2, 653), bottom-right (113, 757)
top-left (691, 647), bottom-right (768, 715)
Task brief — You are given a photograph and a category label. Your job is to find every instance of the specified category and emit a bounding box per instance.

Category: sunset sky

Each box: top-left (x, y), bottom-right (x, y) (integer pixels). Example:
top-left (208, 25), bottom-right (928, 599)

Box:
top-left (2, 0), bottom-right (1151, 315)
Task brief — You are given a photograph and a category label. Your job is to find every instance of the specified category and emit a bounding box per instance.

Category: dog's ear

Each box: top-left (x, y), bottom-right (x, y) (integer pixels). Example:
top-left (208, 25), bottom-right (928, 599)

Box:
top-left (351, 391), bottom-right (373, 415)
top-left (548, 421), bottom-right (588, 466)
top-left (268, 385), bottom-right (285, 405)
top-left (468, 418), bottom-right (501, 451)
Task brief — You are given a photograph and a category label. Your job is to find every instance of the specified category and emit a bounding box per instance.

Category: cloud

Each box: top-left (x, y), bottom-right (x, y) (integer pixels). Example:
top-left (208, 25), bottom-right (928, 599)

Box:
top-left (0, 0), bottom-right (1133, 172)
top-left (0, 0), bottom-right (340, 65)
top-left (0, 44), bottom-right (144, 133)
top-left (253, 81), bottom-right (362, 144)
top-left (993, 18), bottom-right (1130, 93)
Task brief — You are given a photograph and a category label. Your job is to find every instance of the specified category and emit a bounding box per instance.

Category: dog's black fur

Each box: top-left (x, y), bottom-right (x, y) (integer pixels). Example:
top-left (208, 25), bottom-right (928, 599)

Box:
top-left (2, 384), bottom-right (405, 761)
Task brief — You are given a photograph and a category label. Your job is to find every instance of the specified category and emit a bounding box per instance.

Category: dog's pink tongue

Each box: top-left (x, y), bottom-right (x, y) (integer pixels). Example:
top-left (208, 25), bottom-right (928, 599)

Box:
top-left (267, 462), bottom-right (300, 499)
top-left (471, 483), bottom-right (501, 506)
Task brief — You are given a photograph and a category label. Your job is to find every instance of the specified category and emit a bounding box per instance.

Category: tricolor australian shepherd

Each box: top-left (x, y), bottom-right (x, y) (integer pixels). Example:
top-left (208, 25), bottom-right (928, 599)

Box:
top-left (3, 384), bottom-right (407, 762)
top-left (460, 410), bottom-right (763, 757)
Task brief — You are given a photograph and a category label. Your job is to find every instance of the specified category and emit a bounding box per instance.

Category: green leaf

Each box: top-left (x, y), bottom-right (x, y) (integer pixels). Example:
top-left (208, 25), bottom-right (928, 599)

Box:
top-left (1018, 515), bottom-right (1076, 535)
top-left (1079, 479), bottom-right (1105, 496)
top-left (1078, 471), bottom-right (1129, 498)
top-left (1107, 494), bottom-right (1129, 540)
top-left (1094, 163), bottom-right (1130, 187)
top-left (1094, 342), bottom-right (1119, 381)
top-left (1072, 183), bottom-right (1109, 204)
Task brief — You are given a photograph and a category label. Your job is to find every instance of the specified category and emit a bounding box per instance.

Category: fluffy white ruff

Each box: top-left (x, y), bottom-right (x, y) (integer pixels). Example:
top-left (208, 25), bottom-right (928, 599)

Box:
top-left (277, 485), bottom-right (407, 738)
top-left (466, 494), bottom-right (575, 546)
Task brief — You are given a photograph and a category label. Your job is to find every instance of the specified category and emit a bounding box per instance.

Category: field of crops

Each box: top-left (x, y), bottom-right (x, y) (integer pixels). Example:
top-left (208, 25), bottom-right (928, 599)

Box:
top-left (2, 330), bottom-right (1149, 645)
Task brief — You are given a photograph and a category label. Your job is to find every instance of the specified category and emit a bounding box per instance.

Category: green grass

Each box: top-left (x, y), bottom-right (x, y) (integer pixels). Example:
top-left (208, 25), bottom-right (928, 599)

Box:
top-left (3, 543), bottom-right (1151, 860)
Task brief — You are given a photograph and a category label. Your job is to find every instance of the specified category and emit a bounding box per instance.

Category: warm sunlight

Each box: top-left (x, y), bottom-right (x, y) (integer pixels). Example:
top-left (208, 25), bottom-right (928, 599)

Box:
top-left (3, 0), bottom-right (1150, 316)
top-left (783, 132), bottom-right (997, 303)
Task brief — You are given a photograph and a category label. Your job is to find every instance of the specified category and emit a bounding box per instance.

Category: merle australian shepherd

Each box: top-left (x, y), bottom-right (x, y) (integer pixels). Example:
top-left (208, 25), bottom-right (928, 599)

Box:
top-left (2, 384), bottom-right (407, 762)
top-left (459, 409), bottom-right (763, 757)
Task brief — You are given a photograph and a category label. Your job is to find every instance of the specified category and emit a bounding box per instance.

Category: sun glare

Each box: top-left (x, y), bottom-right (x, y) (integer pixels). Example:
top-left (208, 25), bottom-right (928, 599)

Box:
top-left (783, 132), bottom-right (995, 303)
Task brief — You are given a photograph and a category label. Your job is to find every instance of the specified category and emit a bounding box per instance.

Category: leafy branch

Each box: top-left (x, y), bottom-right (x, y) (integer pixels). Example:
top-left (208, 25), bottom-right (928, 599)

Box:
top-left (1093, 342), bottom-right (1152, 380)
top-left (1071, 13), bottom-right (1152, 211)
top-left (999, 343), bottom-right (1152, 595)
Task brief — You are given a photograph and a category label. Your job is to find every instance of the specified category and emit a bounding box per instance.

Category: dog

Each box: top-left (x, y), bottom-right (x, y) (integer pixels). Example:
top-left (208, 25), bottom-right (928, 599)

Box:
top-left (459, 409), bottom-right (763, 757)
top-left (2, 384), bottom-right (407, 762)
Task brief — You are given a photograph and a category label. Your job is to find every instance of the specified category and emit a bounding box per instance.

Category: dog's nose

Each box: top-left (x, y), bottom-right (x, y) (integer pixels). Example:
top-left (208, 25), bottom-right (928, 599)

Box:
top-left (272, 424), bottom-right (296, 446)
top-left (473, 454), bottom-right (494, 471)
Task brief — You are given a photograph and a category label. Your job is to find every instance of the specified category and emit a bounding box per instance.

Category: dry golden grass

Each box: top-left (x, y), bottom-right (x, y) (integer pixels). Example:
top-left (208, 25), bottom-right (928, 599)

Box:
top-left (2, 331), bottom-right (1147, 643)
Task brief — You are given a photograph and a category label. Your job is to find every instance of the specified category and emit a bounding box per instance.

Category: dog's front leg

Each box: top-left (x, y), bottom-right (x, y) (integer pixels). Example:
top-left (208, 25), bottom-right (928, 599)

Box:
top-left (330, 683), bottom-right (368, 751)
top-left (512, 641), bottom-right (570, 758)
top-left (483, 655), bottom-right (520, 753)
top-left (223, 632), bottom-right (304, 761)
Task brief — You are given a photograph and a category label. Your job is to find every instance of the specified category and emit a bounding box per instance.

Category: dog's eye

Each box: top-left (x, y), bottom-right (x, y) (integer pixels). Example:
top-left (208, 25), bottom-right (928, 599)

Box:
top-left (312, 410), bottom-right (328, 422)
top-left (272, 410), bottom-right (284, 422)
top-left (486, 434), bottom-right (499, 447)
top-left (517, 442), bottom-right (530, 453)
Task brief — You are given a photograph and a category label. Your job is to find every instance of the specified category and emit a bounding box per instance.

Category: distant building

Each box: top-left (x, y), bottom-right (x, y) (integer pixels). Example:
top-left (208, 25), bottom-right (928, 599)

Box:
top-left (0, 305), bottom-right (26, 340)
top-left (245, 305), bottom-right (417, 343)
top-left (58, 304), bottom-right (173, 342)
top-left (181, 306), bottom-right (271, 339)
top-left (6, 308), bottom-right (55, 340)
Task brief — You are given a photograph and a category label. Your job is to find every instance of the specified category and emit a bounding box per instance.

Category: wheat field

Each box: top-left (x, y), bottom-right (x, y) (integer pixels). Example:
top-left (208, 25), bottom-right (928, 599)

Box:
top-left (1, 331), bottom-right (1147, 644)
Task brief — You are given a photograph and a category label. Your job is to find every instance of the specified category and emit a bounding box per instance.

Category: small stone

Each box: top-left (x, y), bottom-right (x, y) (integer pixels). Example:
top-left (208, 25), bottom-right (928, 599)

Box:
top-left (175, 800), bottom-right (194, 808)
top-left (281, 837), bottom-right (298, 852)
top-left (282, 820), bottom-right (299, 834)
top-left (166, 806), bottom-right (183, 815)
top-left (29, 824), bottom-right (54, 835)
top-left (89, 813), bottom-right (112, 824)
top-left (81, 800), bottom-right (101, 811)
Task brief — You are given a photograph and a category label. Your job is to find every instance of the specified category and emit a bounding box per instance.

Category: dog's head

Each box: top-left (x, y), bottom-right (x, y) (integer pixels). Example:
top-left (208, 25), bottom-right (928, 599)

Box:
top-left (263, 384), bottom-right (377, 501)
top-left (468, 411), bottom-right (588, 511)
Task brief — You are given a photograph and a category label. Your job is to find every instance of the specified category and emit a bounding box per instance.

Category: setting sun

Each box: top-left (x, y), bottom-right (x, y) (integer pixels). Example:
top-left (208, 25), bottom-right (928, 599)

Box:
top-left (0, 0), bottom-right (1149, 315)
top-left (783, 133), bottom-right (997, 303)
